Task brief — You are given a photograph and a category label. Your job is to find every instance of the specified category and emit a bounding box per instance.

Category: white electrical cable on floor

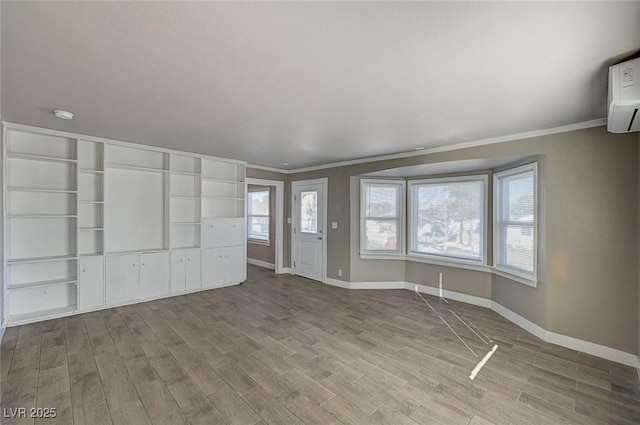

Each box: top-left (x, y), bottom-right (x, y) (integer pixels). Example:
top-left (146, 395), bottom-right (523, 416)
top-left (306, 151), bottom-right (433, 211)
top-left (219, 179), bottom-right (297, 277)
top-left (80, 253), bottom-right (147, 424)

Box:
top-left (469, 344), bottom-right (499, 380)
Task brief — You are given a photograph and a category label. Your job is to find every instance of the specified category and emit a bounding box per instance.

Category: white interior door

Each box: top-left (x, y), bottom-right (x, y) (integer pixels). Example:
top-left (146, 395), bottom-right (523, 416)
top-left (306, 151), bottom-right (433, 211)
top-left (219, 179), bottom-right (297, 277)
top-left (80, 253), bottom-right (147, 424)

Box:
top-left (293, 181), bottom-right (325, 282)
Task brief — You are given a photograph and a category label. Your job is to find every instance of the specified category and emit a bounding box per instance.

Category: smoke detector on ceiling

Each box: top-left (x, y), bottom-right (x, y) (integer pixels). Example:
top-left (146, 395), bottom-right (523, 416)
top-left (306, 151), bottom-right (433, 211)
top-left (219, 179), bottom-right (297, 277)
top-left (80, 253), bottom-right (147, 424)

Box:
top-left (53, 110), bottom-right (74, 120)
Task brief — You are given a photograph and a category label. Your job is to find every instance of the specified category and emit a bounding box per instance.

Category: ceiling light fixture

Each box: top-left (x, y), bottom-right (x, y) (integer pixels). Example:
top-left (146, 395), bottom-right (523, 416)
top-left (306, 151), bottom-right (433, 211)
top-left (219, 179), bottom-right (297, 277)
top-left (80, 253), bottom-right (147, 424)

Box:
top-left (414, 147), bottom-right (425, 151)
top-left (53, 110), bottom-right (74, 120)
top-left (282, 163), bottom-right (290, 166)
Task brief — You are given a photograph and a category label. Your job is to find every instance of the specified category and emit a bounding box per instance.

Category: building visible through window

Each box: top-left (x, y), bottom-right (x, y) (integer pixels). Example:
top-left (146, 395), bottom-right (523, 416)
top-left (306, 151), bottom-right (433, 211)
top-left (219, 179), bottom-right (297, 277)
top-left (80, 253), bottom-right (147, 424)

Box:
top-left (248, 189), bottom-right (270, 242)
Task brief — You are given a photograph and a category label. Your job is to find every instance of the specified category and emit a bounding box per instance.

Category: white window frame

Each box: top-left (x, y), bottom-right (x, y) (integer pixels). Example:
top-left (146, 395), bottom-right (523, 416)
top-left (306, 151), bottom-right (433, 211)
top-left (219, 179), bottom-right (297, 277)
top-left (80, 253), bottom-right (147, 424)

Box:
top-left (360, 179), bottom-right (406, 256)
top-left (493, 163), bottom-right (538, 286)
top-left (408, 175), bottom-right (488, 266)
top-left (247, 188), bottom-right (271, 245)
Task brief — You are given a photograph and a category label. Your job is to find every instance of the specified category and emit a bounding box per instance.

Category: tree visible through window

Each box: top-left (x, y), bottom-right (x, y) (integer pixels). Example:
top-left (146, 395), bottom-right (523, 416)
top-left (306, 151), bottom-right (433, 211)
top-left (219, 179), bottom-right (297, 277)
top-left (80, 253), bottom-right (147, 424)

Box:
top-left (248, 189), bottom-right (270, 242)
top-left (410, 178), bottom-right (485, 262)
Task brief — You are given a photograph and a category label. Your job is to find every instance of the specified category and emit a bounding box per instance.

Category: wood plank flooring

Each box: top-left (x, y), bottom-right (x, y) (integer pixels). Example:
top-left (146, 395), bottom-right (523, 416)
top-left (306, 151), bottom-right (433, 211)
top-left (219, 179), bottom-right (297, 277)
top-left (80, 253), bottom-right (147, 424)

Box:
top-left (1, 264), bottom-right (639, 425)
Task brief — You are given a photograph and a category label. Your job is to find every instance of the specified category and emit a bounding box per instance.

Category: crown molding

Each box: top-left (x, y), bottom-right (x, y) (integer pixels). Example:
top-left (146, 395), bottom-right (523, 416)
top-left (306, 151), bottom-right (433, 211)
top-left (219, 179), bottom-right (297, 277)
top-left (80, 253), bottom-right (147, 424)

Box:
top-left (248, 118), bottom-right (606, 175)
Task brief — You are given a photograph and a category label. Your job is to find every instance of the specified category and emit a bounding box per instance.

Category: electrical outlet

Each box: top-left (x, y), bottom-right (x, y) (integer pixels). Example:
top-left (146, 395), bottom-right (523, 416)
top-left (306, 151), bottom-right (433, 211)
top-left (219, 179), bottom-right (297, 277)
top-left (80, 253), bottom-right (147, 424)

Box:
top-left (332, 221), bottom-right (338, 229)
top-left (338, 268), bottom-right (343, 277)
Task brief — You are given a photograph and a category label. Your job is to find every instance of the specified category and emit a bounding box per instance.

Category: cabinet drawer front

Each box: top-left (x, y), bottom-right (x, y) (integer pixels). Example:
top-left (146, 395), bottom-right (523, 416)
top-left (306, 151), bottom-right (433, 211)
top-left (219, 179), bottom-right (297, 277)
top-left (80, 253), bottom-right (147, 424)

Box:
top-left (9, 283), bottom-right (76, 316)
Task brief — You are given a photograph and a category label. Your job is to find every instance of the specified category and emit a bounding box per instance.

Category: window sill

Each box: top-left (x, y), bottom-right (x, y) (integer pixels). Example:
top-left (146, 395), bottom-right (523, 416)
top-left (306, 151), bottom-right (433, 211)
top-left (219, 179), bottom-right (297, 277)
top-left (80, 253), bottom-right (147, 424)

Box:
top-left (491, 267), bottom-right (537, 288)
top-left (360, 252), bottom-right (490, 273)
top-left (248, 239), bottom-right (271, 247)
top-left (359, 253), bottom-right (537, 286)
top-left (360, 252), bottom-right (405, 260)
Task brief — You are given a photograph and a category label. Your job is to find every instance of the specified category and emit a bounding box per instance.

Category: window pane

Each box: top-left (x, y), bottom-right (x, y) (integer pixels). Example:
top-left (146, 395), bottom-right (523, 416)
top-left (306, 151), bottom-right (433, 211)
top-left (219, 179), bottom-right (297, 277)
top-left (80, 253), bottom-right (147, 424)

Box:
top-left (300, 191), bottom-right (318, 233)
top-left (248, 216), bottom-right (269, 241)
top-left (506, 173), bottom-right (534, 221)
top-left (505, 224), bottom-right (534, 272)
top-left (365, 219), bottom-right (397, 250)
top-left (495, 165), bottom-right (536, 278)
top-left (248, 190), bottom-right (269, 215)
top-left (365, 185), bottom-right (399, 218)
top-left (413, 180), bottom-right (483, 260)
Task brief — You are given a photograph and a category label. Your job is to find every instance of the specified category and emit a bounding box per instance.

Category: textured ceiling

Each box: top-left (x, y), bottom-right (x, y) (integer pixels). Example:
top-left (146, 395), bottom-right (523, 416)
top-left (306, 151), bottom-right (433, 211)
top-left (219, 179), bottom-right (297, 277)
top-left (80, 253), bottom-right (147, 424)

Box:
top-left (2, 2), bottom-right (639, 170)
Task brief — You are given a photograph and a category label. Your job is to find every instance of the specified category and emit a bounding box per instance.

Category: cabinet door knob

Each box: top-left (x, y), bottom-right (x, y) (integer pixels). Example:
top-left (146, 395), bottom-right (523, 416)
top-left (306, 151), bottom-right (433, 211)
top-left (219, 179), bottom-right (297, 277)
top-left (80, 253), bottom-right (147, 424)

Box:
top-left (187, 258), bottom-right (191, 261)
top-left (142, 263), bottom-right (145, 266)
top-left (180, 259), bottom-right (183, 262)
top-left (82, 269), bottom-right (87, 272)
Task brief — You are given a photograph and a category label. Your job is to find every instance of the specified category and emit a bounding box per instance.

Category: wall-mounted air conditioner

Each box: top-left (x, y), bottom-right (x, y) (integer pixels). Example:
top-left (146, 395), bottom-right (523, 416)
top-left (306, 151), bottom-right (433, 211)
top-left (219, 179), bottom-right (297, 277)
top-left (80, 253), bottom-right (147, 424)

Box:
top-left (608, 56), bottom-right (640, 133)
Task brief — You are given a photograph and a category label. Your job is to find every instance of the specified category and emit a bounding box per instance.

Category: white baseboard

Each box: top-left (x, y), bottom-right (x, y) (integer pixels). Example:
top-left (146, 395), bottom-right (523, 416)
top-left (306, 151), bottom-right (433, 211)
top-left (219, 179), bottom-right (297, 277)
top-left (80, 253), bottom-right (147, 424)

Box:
top-left (351, 281), bottom-right (406, 290)
top-left (409, 282), bottom-right (492, 308)
top-left (247, 258), bottom-right (276, 270)
top-left (491, 301), bottom-right (637, 368)
top-left (324, 277), bottom-right (350, 289)
top-left (315, 277), bottom-right (637, 368)
top-left (0, 319), bottom-right (6, 344)
top-left (491, 300), bottom-right (547, 341)
top-left (280, 267), bottom-right (292, 275)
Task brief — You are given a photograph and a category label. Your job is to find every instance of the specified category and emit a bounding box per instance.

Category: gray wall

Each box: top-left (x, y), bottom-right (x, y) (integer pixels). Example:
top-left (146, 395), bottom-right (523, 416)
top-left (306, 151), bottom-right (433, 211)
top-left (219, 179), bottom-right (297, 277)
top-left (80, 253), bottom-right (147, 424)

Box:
top-left (288, 126), bottom-right (638, 355)
top-left (247, 184), bottom-right (276, 265)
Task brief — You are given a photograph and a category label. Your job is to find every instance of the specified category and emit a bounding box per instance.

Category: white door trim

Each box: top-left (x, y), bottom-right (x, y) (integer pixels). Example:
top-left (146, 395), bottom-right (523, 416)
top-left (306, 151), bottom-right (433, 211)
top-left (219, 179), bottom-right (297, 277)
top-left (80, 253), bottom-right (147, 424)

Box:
top-left (291, 178), bottom-right (328, 283)
top-left (246, 178), bottom-right (285, 275)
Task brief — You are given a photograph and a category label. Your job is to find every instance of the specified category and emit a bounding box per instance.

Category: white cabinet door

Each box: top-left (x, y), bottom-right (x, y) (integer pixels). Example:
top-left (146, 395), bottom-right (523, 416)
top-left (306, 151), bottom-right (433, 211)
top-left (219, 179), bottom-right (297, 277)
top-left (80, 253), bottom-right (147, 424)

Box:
top-left (201, 248), bottom-right (224, 288)
top-left (185, 248), bottom-right (201, 291)
top-left (140, 252), bottom-right (169, 299)
top-left (223, 246), bottom-right (245, 284)
top-left (78, 257), bottom-right (104, 310)
top-left (170, 250), bottom-right (186, 293)
top-left (203, 218), bottom-right (245, 248)
top-left (106, 254), bottom-right (139, 304)
top-left (223, 218), bottom-right (245, 246)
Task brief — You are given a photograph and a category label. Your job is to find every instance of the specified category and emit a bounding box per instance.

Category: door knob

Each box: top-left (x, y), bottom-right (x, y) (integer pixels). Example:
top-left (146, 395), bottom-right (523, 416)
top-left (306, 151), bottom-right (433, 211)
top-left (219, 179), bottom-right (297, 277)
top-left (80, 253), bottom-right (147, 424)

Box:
top-left (318, 237), bottom-right (323, 240)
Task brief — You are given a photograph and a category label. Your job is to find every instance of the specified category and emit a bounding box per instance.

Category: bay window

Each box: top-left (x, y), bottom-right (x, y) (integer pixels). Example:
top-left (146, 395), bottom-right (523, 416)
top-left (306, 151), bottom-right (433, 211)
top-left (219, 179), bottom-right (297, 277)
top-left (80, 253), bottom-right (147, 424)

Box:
top-left (360, 179), bottom-right (405, 254)
top-left (494, 163), bottom-right (537, 282)
top-left (409, 177), bottom-right (486, 263)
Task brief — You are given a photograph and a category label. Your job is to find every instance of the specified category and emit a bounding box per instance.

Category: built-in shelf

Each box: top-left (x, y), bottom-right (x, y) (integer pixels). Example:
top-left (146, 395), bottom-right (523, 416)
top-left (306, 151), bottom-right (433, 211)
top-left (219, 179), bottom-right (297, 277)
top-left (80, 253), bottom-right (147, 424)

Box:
top-left (105, 249), bottom-right (168, 256)
top-left (8, 152), bottom-right (78, 164)
top-left (9, 305), bottom-right (77, 324)
top-left (171, 170), bottom-right (201, 177)
top-left (201, 196), bottom-right (244, 200)
top-left (8, 254), bottom-right (77, 265)
top-left (79, 169), bottom-right (105, 174)
top-left (172, 246), bottom-right (200, 250)
top-left (171, 196), bottom-right (201, 200)
top-left (8, 187), bottom-right (77, 194)
top-left (8, 214), bottom-right (77, 218)
top-left (79, 253), bottom-right (104, 258)
top-left (79, 227), bottom-right (104, 231)
top-left (80, 201), bottom-right (104, 204)
top-left (8, 278), bottom-right (77, 291)
top-left (202, 177), bottom-right (244, 184)
top-left (171, 222), bottom-right (201, 225)
top-left (106, 163), bottom-right (170, 173)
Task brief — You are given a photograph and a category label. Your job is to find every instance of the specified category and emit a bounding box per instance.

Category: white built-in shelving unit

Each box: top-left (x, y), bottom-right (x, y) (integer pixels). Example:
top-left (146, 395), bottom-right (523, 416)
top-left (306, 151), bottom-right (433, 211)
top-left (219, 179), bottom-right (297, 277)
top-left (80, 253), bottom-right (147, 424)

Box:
top-left (2, 124), bottom-right (247, 325)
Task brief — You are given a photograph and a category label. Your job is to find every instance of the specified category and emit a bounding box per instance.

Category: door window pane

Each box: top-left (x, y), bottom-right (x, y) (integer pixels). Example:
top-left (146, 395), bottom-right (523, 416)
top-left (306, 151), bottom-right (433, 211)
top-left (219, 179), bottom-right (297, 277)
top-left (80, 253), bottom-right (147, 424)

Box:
top-left (300, 191), bottom-right (318, 233)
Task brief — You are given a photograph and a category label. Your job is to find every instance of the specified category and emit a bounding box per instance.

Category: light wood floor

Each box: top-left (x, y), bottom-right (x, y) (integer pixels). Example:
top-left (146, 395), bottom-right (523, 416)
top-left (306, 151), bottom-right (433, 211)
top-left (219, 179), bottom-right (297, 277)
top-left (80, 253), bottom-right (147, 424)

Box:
top-left (1, 265), bottom-right (639, 425)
